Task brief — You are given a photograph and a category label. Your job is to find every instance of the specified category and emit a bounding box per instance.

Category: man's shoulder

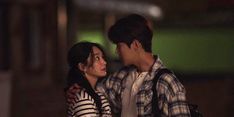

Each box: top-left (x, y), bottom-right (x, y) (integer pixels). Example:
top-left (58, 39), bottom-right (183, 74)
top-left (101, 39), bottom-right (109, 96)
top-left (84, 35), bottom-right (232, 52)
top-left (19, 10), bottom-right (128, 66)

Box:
top-left (118, 65), bottom-right (136, 72)
top-left (155, 68), bottom-right (185, 95)
top-left (110, 65), bottom-right (136, 78)
top-left (97, 66), bottom-right (135, 89)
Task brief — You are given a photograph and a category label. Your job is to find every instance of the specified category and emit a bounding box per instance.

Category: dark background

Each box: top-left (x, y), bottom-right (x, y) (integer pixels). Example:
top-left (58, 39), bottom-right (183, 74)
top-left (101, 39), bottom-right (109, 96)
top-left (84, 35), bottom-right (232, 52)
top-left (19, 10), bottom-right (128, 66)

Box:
top-left (0, 0), bottom-right (233, 117)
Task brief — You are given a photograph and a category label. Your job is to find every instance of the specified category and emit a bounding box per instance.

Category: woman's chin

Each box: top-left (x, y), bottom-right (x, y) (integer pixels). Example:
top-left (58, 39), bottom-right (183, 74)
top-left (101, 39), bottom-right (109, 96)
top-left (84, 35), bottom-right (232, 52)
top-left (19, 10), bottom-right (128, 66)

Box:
top-left (99, 72), bottom-right (107, 77)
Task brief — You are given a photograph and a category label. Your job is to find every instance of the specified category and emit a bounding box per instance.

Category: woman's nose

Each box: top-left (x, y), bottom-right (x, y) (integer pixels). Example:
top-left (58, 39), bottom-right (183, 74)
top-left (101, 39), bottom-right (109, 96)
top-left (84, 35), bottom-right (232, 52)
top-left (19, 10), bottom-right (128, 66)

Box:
top-left (101, 58), bottom-right (107, 65)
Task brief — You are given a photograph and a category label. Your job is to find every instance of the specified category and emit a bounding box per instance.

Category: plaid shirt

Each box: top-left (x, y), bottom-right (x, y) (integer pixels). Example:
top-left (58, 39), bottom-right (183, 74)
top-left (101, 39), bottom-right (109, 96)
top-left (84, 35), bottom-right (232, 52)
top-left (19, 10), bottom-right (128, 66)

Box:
top-left (97, 56), bottom-right (191, 117)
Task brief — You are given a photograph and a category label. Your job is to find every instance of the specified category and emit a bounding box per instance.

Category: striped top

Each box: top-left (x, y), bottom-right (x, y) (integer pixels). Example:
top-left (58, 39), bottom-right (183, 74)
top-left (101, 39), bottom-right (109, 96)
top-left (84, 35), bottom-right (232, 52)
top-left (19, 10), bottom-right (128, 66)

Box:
top-left (67, 89), bottom-right (112, 117)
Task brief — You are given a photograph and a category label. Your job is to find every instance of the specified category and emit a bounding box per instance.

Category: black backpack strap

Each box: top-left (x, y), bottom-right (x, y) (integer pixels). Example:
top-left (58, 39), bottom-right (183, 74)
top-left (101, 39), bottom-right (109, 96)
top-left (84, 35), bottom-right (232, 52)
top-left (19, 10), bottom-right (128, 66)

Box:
top-left (152, 68), bottom-right (172, 117)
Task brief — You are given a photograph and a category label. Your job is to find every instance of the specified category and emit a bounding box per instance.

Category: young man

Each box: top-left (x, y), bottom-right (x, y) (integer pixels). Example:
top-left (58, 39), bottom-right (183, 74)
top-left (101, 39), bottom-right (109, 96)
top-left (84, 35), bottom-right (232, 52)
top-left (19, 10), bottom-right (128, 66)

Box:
top-left (67, 14), bottom-right (191, 117)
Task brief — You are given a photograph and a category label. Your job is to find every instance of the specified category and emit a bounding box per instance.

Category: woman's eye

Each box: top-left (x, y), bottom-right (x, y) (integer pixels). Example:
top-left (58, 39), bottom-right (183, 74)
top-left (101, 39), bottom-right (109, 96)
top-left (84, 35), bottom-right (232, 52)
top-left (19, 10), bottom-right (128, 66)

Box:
top-left (95, 56), bottom-right (100, 60)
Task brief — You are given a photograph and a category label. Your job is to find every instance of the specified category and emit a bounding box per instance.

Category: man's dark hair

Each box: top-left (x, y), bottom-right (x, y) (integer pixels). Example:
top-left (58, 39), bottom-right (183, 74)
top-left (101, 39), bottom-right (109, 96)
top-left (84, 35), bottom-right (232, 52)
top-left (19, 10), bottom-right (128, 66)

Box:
top-left (108, 14), bottom-right (153, 52)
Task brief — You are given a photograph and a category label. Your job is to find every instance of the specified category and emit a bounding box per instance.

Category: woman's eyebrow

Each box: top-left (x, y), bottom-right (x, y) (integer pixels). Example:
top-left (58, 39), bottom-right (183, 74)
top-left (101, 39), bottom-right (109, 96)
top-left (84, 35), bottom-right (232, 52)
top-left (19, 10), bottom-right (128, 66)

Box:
top-left (93, 52), bottom-right (102, 56)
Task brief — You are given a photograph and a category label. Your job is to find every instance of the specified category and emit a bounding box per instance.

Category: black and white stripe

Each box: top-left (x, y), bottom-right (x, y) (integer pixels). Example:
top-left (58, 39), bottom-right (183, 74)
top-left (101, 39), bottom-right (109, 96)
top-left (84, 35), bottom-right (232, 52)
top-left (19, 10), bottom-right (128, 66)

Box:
top-left (67, 89), bottom-right (112, 117)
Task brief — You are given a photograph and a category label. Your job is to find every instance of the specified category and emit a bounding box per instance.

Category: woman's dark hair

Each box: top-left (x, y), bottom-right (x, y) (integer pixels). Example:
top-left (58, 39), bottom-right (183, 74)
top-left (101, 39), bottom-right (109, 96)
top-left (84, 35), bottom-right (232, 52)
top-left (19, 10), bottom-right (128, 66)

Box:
top-left (67, 42), bottom-right (105, 115)
top-left (108, 14), bottom-right (153, 52)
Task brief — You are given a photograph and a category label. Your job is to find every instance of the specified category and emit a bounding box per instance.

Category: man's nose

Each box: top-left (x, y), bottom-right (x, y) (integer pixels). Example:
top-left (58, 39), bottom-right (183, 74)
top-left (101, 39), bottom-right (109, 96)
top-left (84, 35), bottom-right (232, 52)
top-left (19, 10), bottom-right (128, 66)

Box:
top-left (115, 48), bottom-right (120, 55)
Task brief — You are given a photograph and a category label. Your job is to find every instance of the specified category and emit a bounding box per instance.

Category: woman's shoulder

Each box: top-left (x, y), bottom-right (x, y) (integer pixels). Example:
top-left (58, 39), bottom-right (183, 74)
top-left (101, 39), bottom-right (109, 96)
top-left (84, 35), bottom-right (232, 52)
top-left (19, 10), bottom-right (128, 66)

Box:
top-left (75, 89), bottom-right (93, 101)
top-left (95, 91), bottom-right (109, 101)
top-left (67, 89), bottom-right (97, 116)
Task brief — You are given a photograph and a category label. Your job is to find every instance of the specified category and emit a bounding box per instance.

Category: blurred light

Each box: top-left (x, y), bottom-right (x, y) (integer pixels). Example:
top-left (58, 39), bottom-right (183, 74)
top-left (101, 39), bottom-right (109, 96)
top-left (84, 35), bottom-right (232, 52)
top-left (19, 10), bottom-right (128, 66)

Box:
top-left (73, 0), bottom-right (162, 19)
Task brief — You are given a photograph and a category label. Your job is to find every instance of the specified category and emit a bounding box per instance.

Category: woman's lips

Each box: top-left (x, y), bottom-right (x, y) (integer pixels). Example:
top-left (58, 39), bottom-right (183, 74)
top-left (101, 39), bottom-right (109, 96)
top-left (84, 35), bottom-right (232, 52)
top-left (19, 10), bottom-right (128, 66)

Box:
top-left (101, 68), bottom-right (106, 72)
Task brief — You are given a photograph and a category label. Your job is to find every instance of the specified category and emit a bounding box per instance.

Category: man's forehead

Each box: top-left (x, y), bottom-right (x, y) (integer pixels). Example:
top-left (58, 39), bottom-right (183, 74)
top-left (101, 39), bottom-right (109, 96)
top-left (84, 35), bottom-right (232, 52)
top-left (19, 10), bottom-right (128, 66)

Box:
top-left (117, 42), bottom-right (127, 46)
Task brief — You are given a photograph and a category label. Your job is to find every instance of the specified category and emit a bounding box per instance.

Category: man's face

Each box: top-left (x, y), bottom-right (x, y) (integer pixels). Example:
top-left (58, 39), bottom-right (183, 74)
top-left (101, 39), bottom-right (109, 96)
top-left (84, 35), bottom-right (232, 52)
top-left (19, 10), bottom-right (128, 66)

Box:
top-left (116, 42), bottom-right (135, 66)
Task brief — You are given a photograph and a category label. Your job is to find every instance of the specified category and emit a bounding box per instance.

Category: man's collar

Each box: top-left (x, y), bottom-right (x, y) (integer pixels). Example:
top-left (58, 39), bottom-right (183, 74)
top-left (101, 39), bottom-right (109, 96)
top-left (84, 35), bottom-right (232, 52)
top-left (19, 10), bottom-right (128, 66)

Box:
top-left (149, 55), bottom-right (164, 76)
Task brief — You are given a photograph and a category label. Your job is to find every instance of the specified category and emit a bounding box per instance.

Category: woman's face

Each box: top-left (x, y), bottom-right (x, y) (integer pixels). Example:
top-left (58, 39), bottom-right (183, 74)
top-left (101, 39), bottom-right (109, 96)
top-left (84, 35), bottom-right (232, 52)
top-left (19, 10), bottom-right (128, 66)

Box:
top-left (84, 46), bottom-right (107, 78)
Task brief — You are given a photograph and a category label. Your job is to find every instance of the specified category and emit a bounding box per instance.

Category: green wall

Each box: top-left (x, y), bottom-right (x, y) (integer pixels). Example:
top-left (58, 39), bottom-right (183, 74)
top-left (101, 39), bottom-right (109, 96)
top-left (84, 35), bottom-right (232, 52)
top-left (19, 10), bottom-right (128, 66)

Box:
top-left (76, 27), bottom-right (234, 73)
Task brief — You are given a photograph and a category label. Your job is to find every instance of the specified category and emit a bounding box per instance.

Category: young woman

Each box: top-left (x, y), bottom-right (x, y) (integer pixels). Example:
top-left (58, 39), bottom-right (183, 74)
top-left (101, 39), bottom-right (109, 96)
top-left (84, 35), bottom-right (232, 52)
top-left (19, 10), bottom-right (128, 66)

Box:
top-left (66, 42), bottom-right (112, 117)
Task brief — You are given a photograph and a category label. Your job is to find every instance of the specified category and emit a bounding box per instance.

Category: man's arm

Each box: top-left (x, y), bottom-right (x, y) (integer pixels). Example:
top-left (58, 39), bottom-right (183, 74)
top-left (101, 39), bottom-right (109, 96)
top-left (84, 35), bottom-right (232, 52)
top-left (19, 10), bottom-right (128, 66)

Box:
top-left (157, 73), bottom-right (191, 116)
top-left (65, 83), bottom-right (82, 105)
top-left (97, 66), bottom-right (133, 116)
top-left (97, 73), bottom-right (122, 116)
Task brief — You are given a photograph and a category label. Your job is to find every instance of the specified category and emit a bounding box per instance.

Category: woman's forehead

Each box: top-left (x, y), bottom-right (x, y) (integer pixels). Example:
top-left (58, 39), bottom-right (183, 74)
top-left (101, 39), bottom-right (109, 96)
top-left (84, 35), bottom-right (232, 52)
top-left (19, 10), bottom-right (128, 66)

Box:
top-left (92, 46), bottom-right (103, 55)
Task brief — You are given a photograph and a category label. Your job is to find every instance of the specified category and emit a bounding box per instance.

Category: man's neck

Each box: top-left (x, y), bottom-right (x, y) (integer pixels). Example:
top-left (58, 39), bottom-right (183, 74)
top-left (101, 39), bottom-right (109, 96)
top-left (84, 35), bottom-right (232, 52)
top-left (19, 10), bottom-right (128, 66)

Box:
top-left (135, 52), bottom-right (155, 72)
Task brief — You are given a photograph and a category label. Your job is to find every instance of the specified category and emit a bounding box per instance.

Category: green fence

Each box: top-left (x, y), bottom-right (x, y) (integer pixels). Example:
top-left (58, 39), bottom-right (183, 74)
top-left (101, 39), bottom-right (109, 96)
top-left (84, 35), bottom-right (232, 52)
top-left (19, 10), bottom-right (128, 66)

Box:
top-left (76, 27), bottom-right (234, 73)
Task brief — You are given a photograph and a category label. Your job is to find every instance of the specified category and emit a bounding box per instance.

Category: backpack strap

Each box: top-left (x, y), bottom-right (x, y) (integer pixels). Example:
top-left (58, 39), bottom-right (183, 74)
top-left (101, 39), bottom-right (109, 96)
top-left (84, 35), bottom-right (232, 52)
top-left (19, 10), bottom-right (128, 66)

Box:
top-left (152, 68), bottom-right (172, 117)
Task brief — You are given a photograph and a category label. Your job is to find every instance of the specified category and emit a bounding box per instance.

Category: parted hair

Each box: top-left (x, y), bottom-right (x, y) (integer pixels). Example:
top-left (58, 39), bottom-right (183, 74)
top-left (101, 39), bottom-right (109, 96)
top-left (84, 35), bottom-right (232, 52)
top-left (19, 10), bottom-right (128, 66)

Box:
top-left (108, 14), bottom-right (153, 52)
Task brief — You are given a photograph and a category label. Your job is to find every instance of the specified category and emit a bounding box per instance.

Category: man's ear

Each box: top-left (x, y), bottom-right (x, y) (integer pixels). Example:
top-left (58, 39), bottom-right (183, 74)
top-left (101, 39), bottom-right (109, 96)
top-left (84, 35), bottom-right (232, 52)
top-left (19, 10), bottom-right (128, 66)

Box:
top-left (78, 63), bottom-right (86, 72)
top-left (131, 40), bottom-right (142, 50)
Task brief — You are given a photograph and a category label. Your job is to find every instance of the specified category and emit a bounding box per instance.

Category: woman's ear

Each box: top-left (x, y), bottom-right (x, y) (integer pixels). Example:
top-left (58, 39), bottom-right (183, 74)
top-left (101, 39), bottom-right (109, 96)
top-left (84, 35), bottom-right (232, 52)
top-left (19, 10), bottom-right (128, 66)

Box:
top-left (78, 63), bottom-right (86, 72)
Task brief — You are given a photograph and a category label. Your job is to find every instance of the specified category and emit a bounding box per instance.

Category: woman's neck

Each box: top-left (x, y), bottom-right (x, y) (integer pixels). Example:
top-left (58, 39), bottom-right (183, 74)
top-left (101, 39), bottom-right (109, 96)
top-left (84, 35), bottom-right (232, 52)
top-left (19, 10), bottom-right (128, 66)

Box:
top-left (85, 75), bottom-right (98, 90)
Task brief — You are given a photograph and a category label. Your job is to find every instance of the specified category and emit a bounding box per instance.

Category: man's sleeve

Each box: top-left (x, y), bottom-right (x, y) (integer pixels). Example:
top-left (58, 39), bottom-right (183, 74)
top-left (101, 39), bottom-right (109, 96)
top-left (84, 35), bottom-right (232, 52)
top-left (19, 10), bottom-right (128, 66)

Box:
top-left (97, 72), bottom-right (123, 116)
top-left (157, 73), bottom-right (191, 117)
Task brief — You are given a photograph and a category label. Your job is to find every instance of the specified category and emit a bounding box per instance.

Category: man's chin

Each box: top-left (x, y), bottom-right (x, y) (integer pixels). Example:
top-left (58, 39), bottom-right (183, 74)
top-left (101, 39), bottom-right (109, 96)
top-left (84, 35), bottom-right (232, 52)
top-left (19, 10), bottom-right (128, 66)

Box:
top-left (122, 62), bottom-right (128, 66)
top-left (123, 62), bottom-right (132, 66)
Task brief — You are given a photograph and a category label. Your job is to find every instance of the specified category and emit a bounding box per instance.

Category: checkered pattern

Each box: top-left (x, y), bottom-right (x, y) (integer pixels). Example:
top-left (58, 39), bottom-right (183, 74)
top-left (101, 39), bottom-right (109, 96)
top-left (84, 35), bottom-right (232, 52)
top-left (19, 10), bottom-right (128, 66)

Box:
top-left (97, 56), bottom-right (191, 117)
